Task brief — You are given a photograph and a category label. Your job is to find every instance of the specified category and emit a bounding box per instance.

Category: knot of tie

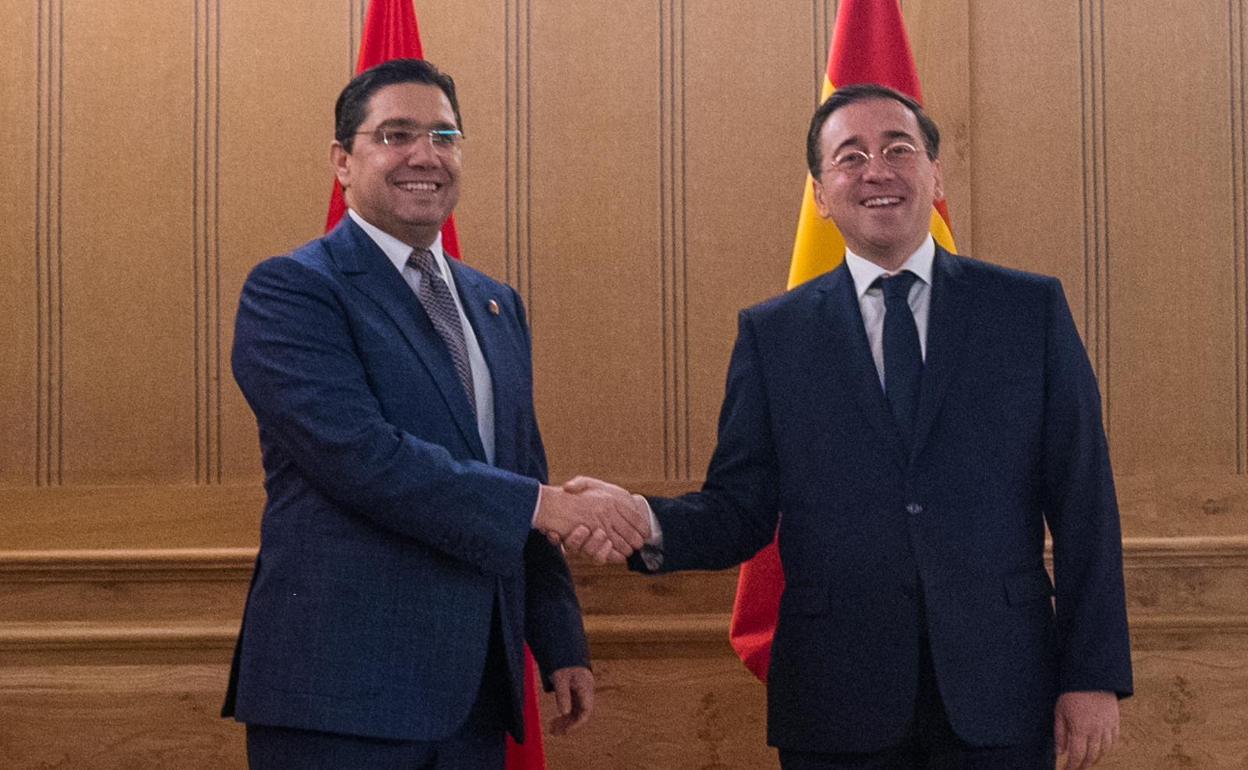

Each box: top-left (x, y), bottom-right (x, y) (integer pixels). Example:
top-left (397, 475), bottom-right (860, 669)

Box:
top-left (407, 247), bottom-right (437, 275)
top-left (879, 270), bottom-right (918, 304)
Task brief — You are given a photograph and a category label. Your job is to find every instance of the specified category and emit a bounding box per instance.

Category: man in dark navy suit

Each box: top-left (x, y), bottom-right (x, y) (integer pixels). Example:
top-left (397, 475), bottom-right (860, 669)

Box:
top-left (223, 59), bottom-right (648, 769)
top-left (567, 84), bottom-right (1132, 769)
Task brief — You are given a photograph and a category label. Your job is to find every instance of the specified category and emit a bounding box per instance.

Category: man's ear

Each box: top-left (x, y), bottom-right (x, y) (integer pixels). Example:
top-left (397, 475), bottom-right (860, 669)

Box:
top-left (330, 141), bottom-right (351, 188)
top-left (813, 176), bottom-right (831, 219)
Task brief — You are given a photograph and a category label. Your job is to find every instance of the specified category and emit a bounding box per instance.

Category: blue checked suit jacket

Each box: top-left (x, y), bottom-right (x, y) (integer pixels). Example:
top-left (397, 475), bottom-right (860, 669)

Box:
top-left (223, 217), bottom-right (587, 742)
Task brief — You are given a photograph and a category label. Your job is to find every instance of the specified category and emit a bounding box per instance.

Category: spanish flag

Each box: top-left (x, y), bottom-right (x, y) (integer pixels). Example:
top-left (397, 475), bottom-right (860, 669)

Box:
top-left (729, 0), bottom-right (956, 682)
top-left (325, 2), bottom-right (543, 767)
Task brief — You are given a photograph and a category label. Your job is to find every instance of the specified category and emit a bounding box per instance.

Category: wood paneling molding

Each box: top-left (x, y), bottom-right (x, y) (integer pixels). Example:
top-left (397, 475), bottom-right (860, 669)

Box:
top-left (1234, 0), bottom-right (1248, 475)
top-left (3, 535), bottom-right (1247, 648)
top-left (34, 0), bottom-right (64, 488)
top-left (1079, 0), bottom-right (1110, 395)
top-left (504, 0), bottom-right (531, 298)
top-left (193, 0), bottom-right (223, 485)
top-left (660, 0), bottom-right (691, 481)
top-left (0, 485), bottom-right (264, 549)
top-left (0, 547), bottom-right (256, 582)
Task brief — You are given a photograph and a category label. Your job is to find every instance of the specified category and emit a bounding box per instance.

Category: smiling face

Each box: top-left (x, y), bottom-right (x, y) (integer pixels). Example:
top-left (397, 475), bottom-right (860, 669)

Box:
top-left (330, 81), bottom-right (461, 248)
top-left (812, 97), bottom-right (944, 271)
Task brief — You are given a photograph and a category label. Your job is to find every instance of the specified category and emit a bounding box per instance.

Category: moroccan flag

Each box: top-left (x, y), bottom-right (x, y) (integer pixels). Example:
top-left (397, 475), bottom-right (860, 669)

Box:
top-left (728, 0), bottom-right (957, 682)
top-left (326, 2), bottom-right (545, 767)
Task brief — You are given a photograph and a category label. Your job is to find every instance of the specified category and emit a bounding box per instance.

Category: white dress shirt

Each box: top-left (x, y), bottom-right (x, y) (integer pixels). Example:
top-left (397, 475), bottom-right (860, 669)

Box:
top-left (348, 209), bottom-right (497, 464)
top-left (640, 235), bottom-right (939, 556)
top-left (843, 234), bottom-right (935, 388)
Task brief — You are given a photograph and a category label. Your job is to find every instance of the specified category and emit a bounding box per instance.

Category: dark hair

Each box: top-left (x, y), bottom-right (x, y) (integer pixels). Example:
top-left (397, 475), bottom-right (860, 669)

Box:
top-left (335, 59), bottom-right (462, 152)
top-left (805, 83), bottom-right (940, 176)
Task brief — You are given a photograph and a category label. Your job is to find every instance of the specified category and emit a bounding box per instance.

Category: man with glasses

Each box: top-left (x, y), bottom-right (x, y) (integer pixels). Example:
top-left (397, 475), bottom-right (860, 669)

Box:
top-left (565, 84), bottom-right (1133, 769)
top-left (223, 58), bottom-right (648, 768)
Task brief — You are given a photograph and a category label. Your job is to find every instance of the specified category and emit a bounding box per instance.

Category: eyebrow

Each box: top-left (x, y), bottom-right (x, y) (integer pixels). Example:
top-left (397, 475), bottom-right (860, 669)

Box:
top-left (831, 129), bottom-right (918, 156)
top-left (372, 118), bottom-right (458, 131)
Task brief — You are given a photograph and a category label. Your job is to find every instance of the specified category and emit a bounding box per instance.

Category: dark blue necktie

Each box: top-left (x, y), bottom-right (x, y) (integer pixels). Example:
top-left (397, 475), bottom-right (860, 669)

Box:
top-left (880, 271), bottom-right (922, 442)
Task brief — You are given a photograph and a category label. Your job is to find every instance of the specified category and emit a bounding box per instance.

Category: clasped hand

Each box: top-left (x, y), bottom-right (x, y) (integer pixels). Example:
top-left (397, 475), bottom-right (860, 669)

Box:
top-left (534, 476), bottom-right (650, 564)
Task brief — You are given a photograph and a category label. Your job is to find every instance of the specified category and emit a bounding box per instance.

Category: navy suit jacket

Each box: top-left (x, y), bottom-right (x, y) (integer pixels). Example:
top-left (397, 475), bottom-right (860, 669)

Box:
top-left (223, 218), bottom-right (587, 742)
top-left (635, 247), bottom-right (1132, 753)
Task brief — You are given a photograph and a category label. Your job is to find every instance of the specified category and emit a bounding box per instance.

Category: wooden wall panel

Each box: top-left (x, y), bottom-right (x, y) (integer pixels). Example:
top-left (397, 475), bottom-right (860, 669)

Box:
top-left (966, 3), bottom-right (1089, 320)
top-left (56, 3), bottom-right (197, 485)
top-left (417, 2), bottom-right (509, 283)
top-left (525, 0), bottom-right (668, 483)
top-left (2, 542), bottom-right (1248, 768)
top-left (4, 0), bottom-right (1248, 766)
top-left (0, 665), bottom-right (247, 769)
top-left (0, 0), bottom-right (40, 485)
top-left (216, 0), bottom-right (352, 483)
top-left (1103, 0), bottom-right (1240, 476)
top-left (906, 0), bottom-right (973, 253)
top-left (681, 1), bottom-right (821, 480)
top-left (543, 657), bottom-right (776, 769)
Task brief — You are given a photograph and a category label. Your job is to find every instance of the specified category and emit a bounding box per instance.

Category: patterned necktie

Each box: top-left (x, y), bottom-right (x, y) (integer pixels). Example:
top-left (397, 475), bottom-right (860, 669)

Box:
top-left (879, 270), bottom-right (922, 442)
top-left (408, 247), bottom-right (476, 415)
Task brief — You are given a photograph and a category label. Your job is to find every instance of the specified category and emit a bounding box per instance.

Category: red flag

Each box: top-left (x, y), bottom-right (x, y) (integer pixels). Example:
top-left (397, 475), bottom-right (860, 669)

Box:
top-left (326, 3), bottom-right (542, 766)
top-left (728, 0), bottom-right (955, 682)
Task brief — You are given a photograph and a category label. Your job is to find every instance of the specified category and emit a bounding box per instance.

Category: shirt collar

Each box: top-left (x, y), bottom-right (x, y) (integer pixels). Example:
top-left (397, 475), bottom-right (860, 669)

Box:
top-left (845, 234), bottom-right (935, 300)
top-left (348, 209), bottom-right (447, 279)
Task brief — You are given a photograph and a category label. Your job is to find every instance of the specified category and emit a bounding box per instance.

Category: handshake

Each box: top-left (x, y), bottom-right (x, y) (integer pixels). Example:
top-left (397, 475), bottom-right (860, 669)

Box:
top-left (534, 476), bottom-right (652, 564)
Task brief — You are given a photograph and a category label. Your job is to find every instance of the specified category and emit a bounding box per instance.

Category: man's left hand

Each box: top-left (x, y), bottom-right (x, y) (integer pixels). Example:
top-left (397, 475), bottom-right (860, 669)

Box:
top-left (549, 666), bottom-right (594, 735)
top-left (1054, 690), bottom-right (1120, 770)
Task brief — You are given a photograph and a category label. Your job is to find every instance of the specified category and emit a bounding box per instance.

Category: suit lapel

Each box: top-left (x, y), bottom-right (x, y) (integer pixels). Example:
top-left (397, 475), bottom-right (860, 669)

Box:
top-left (450, 260), bottom-right (516, 469)
top-left (328, 220), bottom-right (486, 460)
top-left (911, 247), bottom-right (970, 463)
top-left (817, 267), bottom-right (909, 471)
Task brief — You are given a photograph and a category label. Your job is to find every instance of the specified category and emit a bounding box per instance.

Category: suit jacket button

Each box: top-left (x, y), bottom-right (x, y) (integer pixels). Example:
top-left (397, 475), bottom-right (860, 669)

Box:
top-left (906, 503), bottom-right (924, 515)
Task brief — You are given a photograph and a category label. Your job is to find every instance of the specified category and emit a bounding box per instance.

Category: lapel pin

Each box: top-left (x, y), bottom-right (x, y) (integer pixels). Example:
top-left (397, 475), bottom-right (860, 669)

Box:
top-left (488, 299), bottom-right (500, 316)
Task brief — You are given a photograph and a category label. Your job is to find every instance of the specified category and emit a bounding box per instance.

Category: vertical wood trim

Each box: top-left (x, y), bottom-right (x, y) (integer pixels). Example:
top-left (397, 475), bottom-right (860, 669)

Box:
top-left (194, 0), bottom-right (222, 484)
top-left (1080, 0), bottom-right (1111, 430)
top-left (349, 0), bottom-right (365, 74)
top-left (503, 0), bottom-right (513, 288)
top-left (525, 0), bottom-right (534, 312)
top-left (193, 0), bottom-right (202, 482)
top-left (35, 0), bottom-right (63, 487)
top-left (659, 0), bottom-right (689, 479)
top-left (504, 0), bottom-right (532, 310)
top-left (813, 0), bottom-right (833, 104)
top-left (677, 0), bottom-right (689, 478)
top-left (659, 0), bottom-right (671, 477)
top-left (211, 0), bottom-right (223, 483)
top-left (35, 0), bottom-right (46, 486)
top-left (1232, 0), bottom-right (1247, 474)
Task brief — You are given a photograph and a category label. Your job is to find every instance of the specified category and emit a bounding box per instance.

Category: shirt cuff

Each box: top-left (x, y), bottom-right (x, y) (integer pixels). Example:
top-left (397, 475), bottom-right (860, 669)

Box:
top-left (636, 494), bottom-right (665, 570)
top-left (531, 484), bottom-right (545, 528)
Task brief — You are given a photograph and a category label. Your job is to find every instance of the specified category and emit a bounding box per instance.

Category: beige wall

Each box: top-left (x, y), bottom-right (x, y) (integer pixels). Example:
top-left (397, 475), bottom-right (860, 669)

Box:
top-left (2, 0), bottom-right (1247, 767)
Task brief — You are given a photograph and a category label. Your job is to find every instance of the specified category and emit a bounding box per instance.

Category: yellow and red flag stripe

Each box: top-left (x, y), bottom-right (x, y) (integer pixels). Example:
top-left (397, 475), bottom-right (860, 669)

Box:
top-left (729, 0), bottom-right (956, 682)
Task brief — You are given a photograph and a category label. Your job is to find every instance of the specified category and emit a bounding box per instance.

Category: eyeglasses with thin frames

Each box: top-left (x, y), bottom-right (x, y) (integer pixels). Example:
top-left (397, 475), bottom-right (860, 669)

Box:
top-left (825, 141), bottom-right (923, 176)
top-left (354, 125), bottom-right (465, 152)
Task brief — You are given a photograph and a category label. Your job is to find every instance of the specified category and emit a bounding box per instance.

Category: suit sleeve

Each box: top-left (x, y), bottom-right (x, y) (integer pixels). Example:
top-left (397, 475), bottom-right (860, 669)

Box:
top-left (632, 310), bottom-right (782, 574)
top-left (232, 256), bottom-right (537, 576)
top-left (1039, 279), bottom-right (1133, 697)
top-left (508, 287), bottom-right (591, 683)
